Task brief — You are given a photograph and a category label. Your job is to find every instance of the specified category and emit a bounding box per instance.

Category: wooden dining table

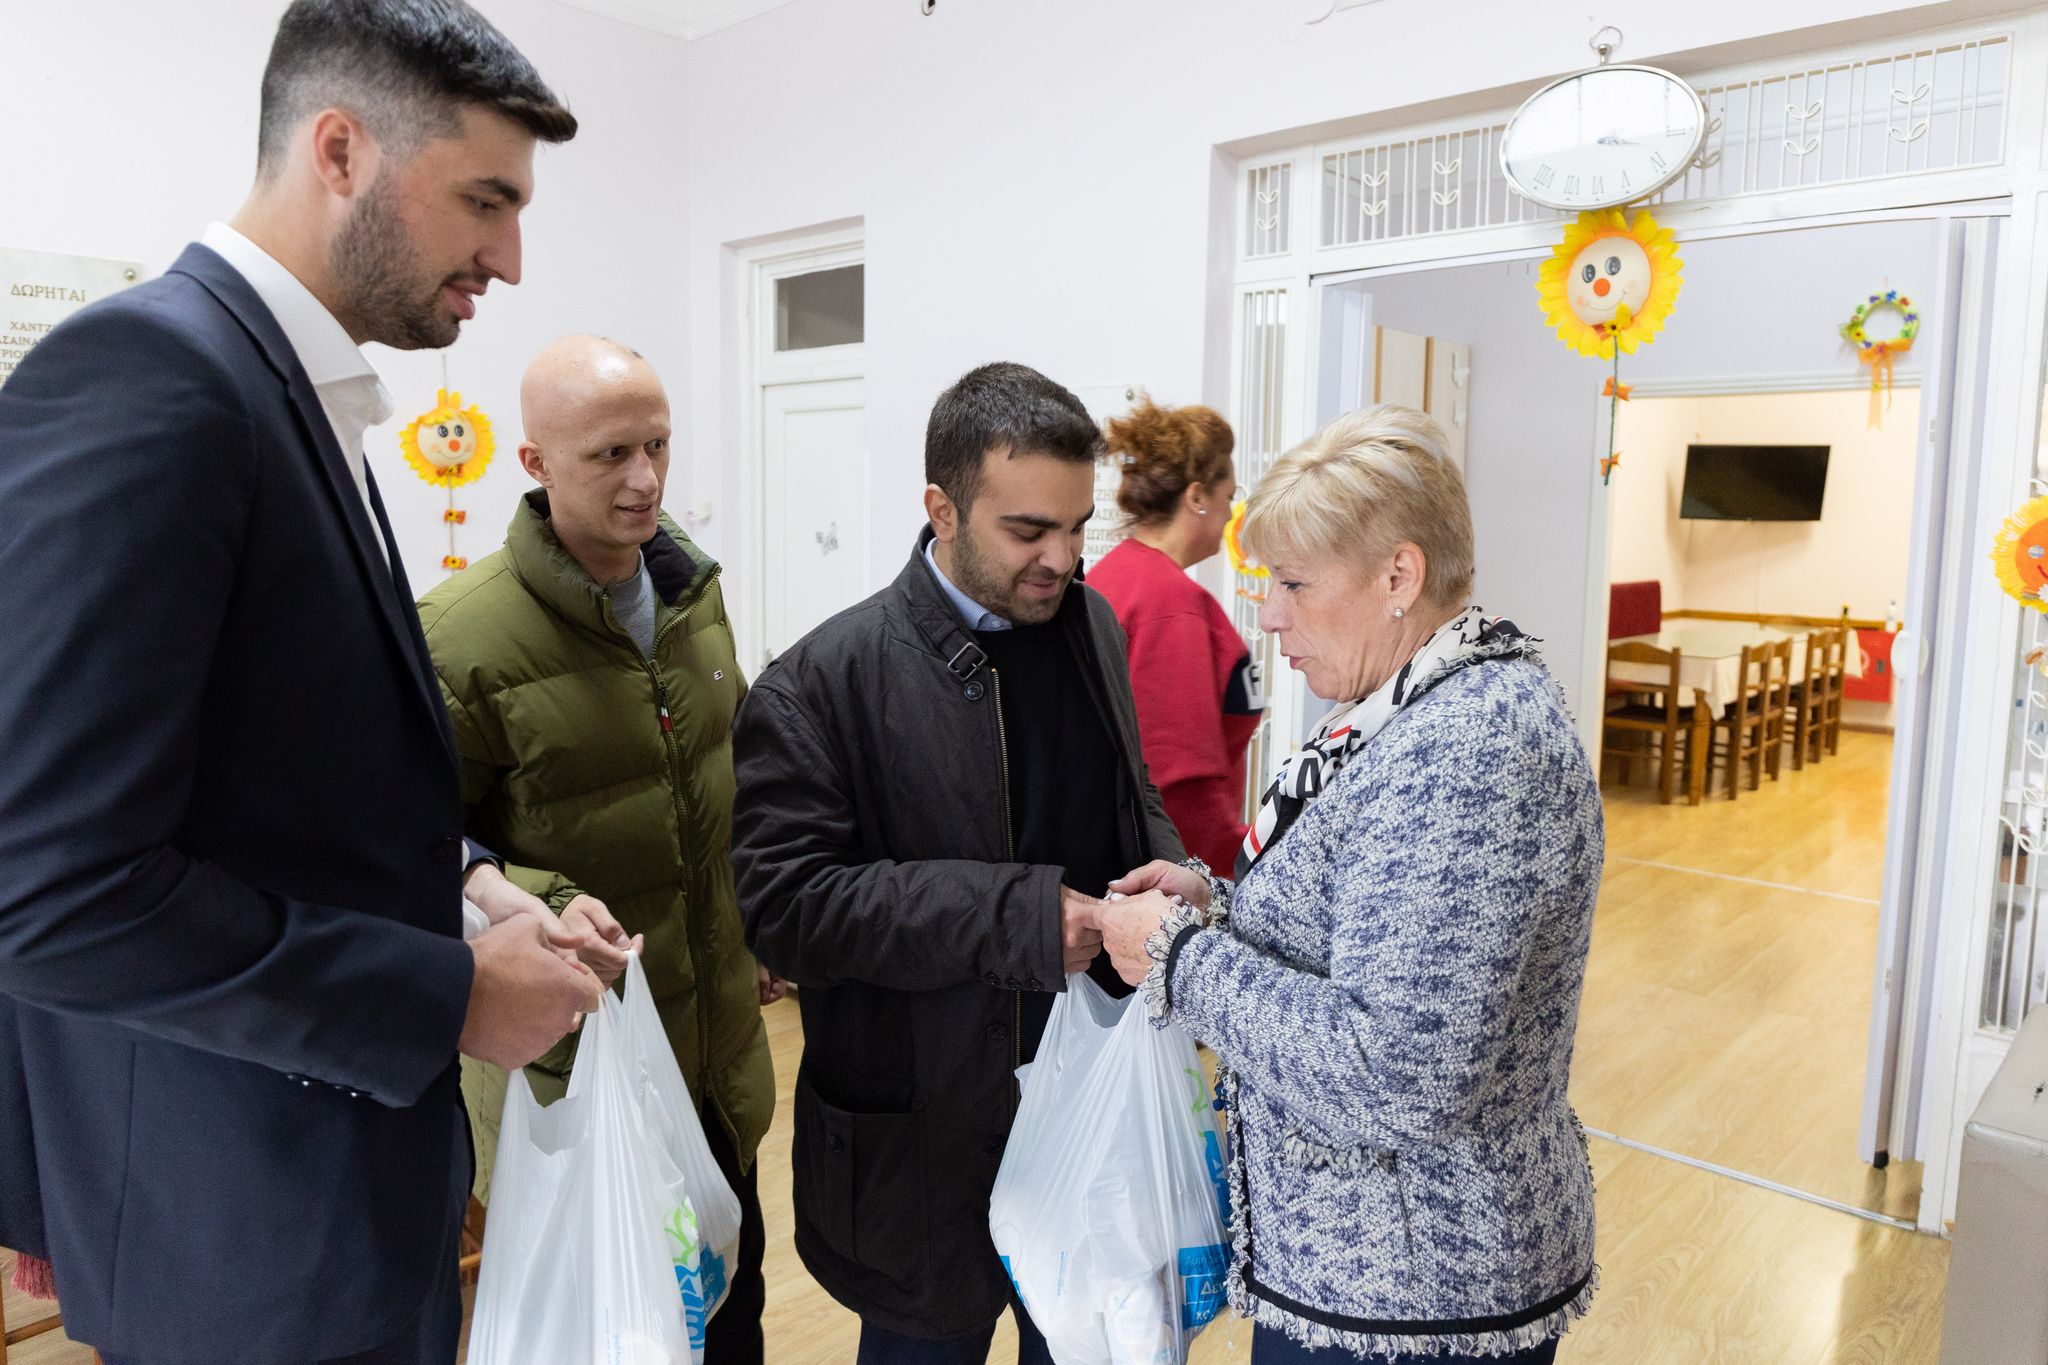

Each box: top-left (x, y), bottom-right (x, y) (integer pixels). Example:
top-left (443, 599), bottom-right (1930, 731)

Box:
top-left (1611, 621), bottom-right (1865, 804)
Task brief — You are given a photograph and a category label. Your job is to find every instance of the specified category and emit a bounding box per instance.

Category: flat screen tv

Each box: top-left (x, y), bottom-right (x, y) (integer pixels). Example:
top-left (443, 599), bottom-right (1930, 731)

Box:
top-left (1679, 444), bottom-right (1830, 521)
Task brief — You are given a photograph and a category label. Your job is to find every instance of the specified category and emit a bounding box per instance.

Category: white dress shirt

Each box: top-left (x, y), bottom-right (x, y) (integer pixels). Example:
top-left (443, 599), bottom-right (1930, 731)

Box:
top-left (923, 537), bottom-right (1012, 632)
top-left (199, 222), bottom-right (394, 567)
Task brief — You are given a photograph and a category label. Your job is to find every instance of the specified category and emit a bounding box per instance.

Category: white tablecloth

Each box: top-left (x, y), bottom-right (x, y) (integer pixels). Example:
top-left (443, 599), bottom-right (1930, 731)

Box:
top-left (1611, 623), bottom-right (1865, 718)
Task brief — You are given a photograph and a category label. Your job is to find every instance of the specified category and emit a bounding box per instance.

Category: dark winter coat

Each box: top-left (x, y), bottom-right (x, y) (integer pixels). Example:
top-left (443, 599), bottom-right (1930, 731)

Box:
top-left (732, 529), bottom-right (1185, 1337)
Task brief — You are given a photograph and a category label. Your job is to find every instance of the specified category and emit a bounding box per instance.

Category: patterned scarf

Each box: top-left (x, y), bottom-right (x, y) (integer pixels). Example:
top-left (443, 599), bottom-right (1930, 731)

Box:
top-left (1236, 606), bottom-right (1538, 879)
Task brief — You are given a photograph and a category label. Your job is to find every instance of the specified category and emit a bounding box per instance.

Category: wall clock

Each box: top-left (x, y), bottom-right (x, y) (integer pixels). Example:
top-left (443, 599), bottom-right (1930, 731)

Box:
top-left (1500, 64), bottom-right (1707, 211)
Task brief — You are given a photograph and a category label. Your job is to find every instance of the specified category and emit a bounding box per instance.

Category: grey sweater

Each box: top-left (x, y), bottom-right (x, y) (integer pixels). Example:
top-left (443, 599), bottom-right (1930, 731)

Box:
top-left (1157, 655), bottom-right (1601, 1357)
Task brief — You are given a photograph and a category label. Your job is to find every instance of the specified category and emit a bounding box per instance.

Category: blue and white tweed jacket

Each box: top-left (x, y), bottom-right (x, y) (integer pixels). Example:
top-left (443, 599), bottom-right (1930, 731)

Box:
top-left (1151, 655), bottom-right (1602, 1357)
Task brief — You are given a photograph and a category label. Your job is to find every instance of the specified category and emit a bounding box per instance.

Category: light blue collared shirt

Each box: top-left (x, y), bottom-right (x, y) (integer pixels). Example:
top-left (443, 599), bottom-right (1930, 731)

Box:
top-left (923, 537), bottom-right (1012, 632)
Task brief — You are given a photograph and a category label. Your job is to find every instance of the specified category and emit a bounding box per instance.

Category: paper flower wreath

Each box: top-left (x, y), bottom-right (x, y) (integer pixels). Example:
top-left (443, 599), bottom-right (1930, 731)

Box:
top-left (399, 389), bottom-right (495, 489)
top-left (1537, 208), bottom-right (1684, 359)
top-left (1992, 493), bottom-right (2048, 611)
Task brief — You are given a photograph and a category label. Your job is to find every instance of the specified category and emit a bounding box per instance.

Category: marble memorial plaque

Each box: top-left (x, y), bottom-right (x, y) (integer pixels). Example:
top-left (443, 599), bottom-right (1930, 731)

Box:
top-left (0, 246), bottom-right (146, 387)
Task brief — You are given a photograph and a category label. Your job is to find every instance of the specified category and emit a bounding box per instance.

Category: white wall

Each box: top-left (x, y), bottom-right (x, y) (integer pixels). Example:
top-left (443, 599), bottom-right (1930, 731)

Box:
top-left (671, 0), bottom-right (1968, 612)
top-left (1, 0), bottom-right (1982, 626)
top-left (1613, 389), bottom-right (1920, 623)
top-left (1613, 389), bottom-right (1920, 727)
top-left (1, 0), bottom-right (693, 593)
top-left (1605, 400), bottom-right (1693, 610)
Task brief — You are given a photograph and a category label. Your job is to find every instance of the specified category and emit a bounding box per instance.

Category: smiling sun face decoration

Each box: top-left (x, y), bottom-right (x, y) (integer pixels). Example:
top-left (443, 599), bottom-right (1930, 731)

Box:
top-left (1993, 494), bottom-right (2048, 611)
top-left (1538, 208), bottom-right (1683, 359)
top-left (399, 389), bottom-right (494, 488)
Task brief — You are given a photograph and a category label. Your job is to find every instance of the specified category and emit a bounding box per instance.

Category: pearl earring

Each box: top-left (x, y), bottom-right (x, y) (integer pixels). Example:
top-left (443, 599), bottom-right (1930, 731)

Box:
top-left (1195, 505), bottom-right (1208, 516)
top-left (1393, 606), bottom-right (1405, 619)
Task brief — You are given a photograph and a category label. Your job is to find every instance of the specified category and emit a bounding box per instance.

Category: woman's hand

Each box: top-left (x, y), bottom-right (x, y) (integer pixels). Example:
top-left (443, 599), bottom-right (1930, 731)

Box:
top-left (1108, 860), bottom-right (1212, 911)
top-left (1099, 889), bottom-right (1178, 987)
top-left (758, 964), bottom-right (790, 1005)
top-left (560, 895), bottom-right (640, 986)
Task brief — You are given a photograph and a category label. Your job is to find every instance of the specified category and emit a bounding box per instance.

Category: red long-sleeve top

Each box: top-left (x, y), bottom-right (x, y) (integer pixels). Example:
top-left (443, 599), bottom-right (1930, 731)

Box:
top-left (1089, 538), bottom-right (1265, 876)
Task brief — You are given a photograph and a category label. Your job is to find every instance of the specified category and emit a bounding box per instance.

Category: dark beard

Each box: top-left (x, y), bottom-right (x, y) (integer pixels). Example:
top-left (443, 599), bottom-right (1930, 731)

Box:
top-left (951, 521), bottom-right (1063, 625)
top-left (329, 178), bottom-right (456, 350)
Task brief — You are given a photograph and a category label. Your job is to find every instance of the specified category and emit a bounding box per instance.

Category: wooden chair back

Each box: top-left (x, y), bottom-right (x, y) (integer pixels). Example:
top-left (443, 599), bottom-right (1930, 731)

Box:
top-left (1607, 641), bottom-right (1681, 724)
top-left (1763, 637), bottom-right (1794, 717)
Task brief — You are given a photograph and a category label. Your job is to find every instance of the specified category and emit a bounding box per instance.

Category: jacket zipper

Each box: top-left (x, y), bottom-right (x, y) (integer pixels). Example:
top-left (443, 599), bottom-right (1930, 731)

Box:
top-left (990, 665), bottom-right (1022, 1104)
top-left (608, 567), bottom-right (722, 1089)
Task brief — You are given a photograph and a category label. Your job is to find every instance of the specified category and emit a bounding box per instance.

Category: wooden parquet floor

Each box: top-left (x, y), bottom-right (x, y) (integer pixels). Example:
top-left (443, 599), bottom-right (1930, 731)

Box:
top-left (2, 735), bottom-right (1948, 1363)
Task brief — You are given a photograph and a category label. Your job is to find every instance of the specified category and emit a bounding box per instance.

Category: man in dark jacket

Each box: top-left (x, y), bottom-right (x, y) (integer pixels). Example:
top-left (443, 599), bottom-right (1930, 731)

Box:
top-left (732, 362), bottom-right (1186, 1363)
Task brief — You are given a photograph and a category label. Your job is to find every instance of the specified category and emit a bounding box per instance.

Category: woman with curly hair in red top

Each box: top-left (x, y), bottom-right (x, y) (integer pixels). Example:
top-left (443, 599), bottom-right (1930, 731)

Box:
top-left (1090, 399), bottom-right (1265, 878)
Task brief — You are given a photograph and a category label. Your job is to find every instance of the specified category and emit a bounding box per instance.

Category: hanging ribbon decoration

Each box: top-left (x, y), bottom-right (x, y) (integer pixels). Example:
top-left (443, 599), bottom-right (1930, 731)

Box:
top-left (1535, 207), bottom-right (1682, 489)
top-left (1841, 290), bottom-right (1917, 429)
top-left (399, 386), bottom-right (496, 571)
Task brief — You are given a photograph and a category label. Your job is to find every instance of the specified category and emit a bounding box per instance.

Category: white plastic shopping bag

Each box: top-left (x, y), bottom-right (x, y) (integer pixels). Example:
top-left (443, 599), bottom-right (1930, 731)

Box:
top-left (469, 952), bottom-right (742, 1365)
top-left (989, 973), bottom-right (1233, 1365)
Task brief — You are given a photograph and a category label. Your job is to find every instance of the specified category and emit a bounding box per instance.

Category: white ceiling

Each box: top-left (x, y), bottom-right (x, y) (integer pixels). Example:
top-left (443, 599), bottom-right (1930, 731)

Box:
top-left (540, 0), bottom-right (801, 42)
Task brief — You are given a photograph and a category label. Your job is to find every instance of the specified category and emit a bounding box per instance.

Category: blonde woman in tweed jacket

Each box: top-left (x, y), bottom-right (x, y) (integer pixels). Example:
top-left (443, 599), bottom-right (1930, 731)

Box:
top-left (1101, 406), bottom-right (1601, 1364)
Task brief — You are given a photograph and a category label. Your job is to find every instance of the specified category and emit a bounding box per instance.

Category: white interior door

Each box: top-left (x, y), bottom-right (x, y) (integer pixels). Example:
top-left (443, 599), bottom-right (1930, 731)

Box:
top-left (761, 377), bottom-right (866, 664)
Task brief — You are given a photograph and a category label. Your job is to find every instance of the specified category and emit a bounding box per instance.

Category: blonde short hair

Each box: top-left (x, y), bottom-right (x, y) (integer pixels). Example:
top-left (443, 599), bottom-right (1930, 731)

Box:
top-left (1240, 404), bottom-right (1475, 607)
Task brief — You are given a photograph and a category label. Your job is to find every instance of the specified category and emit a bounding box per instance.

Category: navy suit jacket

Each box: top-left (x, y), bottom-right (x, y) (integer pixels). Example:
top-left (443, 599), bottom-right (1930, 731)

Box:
top-left (0, 244), bottom-right (480, 1361)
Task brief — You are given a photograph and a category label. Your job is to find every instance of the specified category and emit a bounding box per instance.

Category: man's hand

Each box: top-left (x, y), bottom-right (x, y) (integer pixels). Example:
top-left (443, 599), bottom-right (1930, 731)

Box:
top-left (1107, 860), bottom-right (1212, 911)
top-left (458, 916), bottom-right (604, 1070)
top-left (1059, 885), bottom-right (1104, 975)
top-left (461, 861), bottom-right (552, 927)
top-left (561, 894), bottom-right (639, 986)
top-left (758, 964), bottom-right (790, 1006)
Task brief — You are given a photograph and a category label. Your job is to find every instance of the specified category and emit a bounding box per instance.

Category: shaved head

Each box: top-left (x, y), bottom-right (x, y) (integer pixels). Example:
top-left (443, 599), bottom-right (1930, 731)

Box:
top-left (520, 334), bottom-right (654, 446)
top-left (517, 334), bottom-right (672, 585)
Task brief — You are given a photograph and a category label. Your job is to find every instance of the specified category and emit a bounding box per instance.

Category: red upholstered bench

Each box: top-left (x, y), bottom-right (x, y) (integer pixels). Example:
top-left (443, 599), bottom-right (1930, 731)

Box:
top-left (1609, 579), bottom-right (1663, 640)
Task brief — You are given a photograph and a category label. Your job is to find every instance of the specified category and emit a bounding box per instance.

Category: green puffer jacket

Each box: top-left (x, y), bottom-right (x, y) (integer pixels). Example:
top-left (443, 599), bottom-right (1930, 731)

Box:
top-left (418, 490), bottom-right (774, 1196)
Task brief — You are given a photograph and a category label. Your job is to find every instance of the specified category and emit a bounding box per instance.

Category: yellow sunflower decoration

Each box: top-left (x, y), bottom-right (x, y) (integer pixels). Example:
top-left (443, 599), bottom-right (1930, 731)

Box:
top-left (1991, 493), bottom-right (2048, 612)
top-left (1225, 499), bottom-right (1269, 602)
top-left (1536, 208), bottom-right (1683, 487)
top-left (398, 388), bottom-right (496, 572)
top-left (399, 388), bottom-right (494, 488)
top-left (1537, 208), bottom-right (1683, 358)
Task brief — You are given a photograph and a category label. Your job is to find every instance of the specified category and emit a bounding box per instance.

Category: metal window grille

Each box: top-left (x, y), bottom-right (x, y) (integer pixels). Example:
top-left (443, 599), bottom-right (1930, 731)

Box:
top-left (1234, 288), bottom-right (1289, 814)
top-left (1652, 35), bottom-right (2009, 204)
top-left (1313, 32), bottom-right (2010, 252)
top-left (1246, 164), bottom-right (1292, 258)
top-left (1321, 126), bottom-right (1562, 247)
top-left (1987, 522), bottom-right (2048, 1034)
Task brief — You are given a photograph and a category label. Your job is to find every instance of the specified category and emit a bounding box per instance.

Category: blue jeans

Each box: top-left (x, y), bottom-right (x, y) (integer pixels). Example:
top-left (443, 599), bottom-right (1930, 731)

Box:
top-left (1251, 1324), bottom-right (1559, 1364)
top-left (855, 1294), bottom-right (1054, 1365)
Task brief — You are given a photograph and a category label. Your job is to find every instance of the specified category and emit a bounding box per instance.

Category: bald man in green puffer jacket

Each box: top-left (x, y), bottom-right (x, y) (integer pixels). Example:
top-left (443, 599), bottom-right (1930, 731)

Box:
top-left (418, 335), bottom-right (777, 1363)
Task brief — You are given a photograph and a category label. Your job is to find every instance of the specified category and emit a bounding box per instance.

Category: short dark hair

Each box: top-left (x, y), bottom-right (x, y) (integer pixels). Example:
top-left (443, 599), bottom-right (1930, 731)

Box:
top-left (258, 0), bottom-right (576, 176)
top-left (925, 363), bottom-right (1103, 513)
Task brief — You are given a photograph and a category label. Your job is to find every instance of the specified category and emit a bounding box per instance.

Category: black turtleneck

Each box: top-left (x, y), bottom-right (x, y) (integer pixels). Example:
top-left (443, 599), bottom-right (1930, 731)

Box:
top-left (973, 616), bottom-right (1132, 1035)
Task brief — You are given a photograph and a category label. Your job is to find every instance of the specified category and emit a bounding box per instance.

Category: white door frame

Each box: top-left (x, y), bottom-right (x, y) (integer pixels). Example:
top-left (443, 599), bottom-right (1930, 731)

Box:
top-left (733, 225), bottom-right (865, 671)
top-left (1303, 198), bottom-right (2020, 1234)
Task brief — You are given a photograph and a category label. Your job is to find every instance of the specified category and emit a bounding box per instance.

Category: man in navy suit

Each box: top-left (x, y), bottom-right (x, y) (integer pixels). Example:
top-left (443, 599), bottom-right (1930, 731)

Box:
top-left (0, 3), bottom-right (611, 1361)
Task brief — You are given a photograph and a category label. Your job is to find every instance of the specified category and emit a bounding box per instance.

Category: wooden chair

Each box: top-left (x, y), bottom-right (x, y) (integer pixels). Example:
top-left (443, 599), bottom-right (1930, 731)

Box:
top-left (1818, 625), bottom-right (1850, 756)
top-left (1787, 630), bottom-right (1829, 770)
top-left (1710, 645), bottom-right (1773, 799)
top-left (0, 1251), bottom-right (102, 1365)
top-left (1602, 642), bottom-right (1688, 803)
top-left (1758, 637), bottom-right (1794, 782)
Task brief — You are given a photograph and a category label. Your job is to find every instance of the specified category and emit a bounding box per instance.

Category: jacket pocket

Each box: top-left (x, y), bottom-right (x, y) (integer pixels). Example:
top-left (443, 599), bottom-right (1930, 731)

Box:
top-left (793, 1071), bottom-right (928, 1291)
